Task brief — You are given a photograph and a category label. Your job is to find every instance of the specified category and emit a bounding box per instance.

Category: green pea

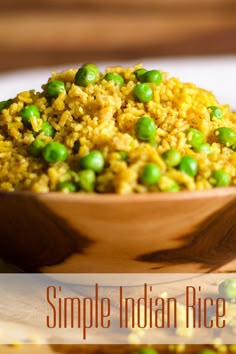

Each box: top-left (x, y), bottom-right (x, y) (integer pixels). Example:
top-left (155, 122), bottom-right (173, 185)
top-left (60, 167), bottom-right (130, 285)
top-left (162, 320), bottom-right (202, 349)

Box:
top-left (40, 121), bottom-right (55, 137)
top-left (75, 64), bottom-right (100, 87)
top-left (162, 149), bottom-right (181, 167)
top-left (185, 128), bottom-right (204, 148)
top-left (118, 151), bottom-right (128, 161)
top-left (46, 80), bottom-right (65, 98)
top-left (149, 139), bottom-right (158, 147)
top-left (79, 150), bottom-right (104, 173)
top-left (28, 139), bottom-right (46, 157)
top-left (136, 348), bottom-right (159, 354)
top-left (197, 350), bottom-right (217, 354)
top-left (78, 169), bottom-right (96, 192)
top-left (164, 183), bottom-right (180, 192)
top-left (210, 170), bottom-right (231, 187)
top-left (140, 163), bottom-right (161, 185)
top-left (140, 69), bottom-right (162, 85)
top-left (19, 105), bottom-right (40, 127)
top-left (218, 279), bottom-right (236, 300)
top-left (179, 156), bottom-right (198, 177)
top-left (73, 141), bottom-right (80, 154)
top-left (208, 106), bottom-right (223, 119)
top-left (0, 99), bottom-right (12, 113)
top-left (42, 141), bottom-right (68, 163)
top-left (133, 68), bottom-right (148, 81)
top-left (215, 127), bottom-right (236, 147)
top-left (104, 72), bottom-right (124, 86)
top-left (57, 180), bottom-right (77, 193)
top-left (232, 144), bottom-right (236, 151)
top-left (135, 116), bottom-right (156, 141)
top-left (194, 143), bottom-right (211, 154)
top-left (85, 63), bottom-right (100, 75)
top-left (133, 83), bottom-right (153, 103)
top-left (159, 177), bottom-right (180, 192)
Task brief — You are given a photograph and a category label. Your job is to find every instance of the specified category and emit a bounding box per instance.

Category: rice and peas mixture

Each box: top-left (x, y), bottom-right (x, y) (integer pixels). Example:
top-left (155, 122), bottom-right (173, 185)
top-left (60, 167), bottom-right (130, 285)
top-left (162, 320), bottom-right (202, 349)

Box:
top-left (0, 63), bottom-right (236, 194)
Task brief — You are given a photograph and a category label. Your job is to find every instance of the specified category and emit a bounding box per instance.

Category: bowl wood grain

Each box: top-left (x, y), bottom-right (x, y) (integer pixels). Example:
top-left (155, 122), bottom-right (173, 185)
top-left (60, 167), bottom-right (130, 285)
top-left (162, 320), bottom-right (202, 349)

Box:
top-left (0, 188), bottom-right (236, 273)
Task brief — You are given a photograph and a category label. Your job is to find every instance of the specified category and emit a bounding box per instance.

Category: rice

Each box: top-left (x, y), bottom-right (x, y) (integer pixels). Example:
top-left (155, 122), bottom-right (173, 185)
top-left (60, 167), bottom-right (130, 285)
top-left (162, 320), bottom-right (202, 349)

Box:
top-left (0, 63), bottom-right (236, 194)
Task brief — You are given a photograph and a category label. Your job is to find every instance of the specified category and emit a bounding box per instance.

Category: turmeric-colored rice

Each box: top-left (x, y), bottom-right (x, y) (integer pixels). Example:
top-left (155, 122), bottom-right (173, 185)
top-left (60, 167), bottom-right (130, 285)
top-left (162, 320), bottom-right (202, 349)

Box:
top-left (0, 64), bottom-right (236, 193)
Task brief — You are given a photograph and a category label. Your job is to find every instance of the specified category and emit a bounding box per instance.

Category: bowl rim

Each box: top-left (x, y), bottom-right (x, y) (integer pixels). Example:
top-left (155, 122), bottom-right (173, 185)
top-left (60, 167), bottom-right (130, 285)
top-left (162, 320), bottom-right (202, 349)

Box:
top-left (0, 186), bottom-right (236, 204)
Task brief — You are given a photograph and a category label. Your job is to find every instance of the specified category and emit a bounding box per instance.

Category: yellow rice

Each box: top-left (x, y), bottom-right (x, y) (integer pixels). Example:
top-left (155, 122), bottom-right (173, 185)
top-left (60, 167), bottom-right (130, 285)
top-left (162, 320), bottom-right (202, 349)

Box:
top-left (0, 64), bottom-right (236, 194)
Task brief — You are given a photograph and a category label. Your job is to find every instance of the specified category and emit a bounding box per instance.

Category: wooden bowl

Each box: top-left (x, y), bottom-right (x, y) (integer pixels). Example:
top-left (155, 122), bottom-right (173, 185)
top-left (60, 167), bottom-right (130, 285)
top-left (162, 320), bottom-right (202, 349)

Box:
top-left (0, 188), bottom-right (236, 273)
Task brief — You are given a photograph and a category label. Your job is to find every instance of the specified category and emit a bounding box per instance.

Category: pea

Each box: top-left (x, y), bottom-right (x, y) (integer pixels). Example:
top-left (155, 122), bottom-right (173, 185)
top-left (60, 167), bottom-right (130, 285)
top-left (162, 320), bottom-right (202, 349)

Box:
top-left (28, 139), bottom-right (46, 157)
top-left (133, 83), bottom-right (153, 103)
top-left (215, 127), bottom-right (236, 147)
top-left (118, 151), bottom-right (128, 161)
top-left (218, 279), bottom-right (236, 300)
top-left (210, 170), bottom-right (231, 187)
top-left (133, 68), bottom-right (148, 81)
top-left (79, 150), bottom-right (104, 173)
top-left (185, 128), bottom-right (204, 148)
top-left (40, 121), bottom-right (55, 137)
top-left (135, 116), bottom-right (156, 141)
top-left (42, 141), bottom-right (68, 163)
top-left (20, 105), bottom-right (40, 127)
top-left (57, 180), bottom-right (77, 193)
top-left (179, 156), bottom-right (198, 177)
top-left (104, 72), bottom-right (124, 86)
top-left (75, 64), bottom-right (100, 87)
top-left (149, 139), bottom-right (158, 147)
top-left (85, 63), bottom-right (100, 75)
top-left (197, 350), bottom-right (217, 354)
top-left (162, 149), bottom-right (181, 167)
top-left (164, 183), bottom-right (180, 192)
top-left (208, 106), bottom-right (223, 119)
top-left (140, 163), bottom-right (161, 185)
top-left (140, 69), bottom-right (162, 85)
top-left (78, 169), bottom-right (96, 192)
top-left (46, 80), bottom-right (65, 98)
top-left (194, 143), bottom-right (211, 154)
top-left (0, 99), bottom-right (12, 113)
top-left (159, 177), bottom-right (180, 192)
top-left (137, 348), bottom-right (159, 354)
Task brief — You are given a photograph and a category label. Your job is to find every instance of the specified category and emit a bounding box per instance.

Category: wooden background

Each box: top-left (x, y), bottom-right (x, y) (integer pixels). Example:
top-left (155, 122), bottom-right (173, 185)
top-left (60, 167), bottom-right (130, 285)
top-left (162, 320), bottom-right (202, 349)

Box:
top-left (0, 0), bottom-right (236, 73)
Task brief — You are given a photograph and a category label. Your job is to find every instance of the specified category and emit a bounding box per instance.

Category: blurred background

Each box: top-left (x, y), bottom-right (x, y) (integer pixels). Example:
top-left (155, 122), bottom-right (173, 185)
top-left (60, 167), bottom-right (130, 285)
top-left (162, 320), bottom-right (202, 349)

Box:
top-left (0, 0), bottom-right (236, 73)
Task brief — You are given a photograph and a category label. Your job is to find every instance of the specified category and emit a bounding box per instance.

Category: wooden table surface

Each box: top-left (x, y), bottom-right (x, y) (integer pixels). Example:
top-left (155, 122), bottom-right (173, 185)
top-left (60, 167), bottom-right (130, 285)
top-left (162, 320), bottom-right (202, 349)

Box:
top-left (0, 0), bottom-right (236, 73)
top-left (0, 259), bottom-right (236, 353)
